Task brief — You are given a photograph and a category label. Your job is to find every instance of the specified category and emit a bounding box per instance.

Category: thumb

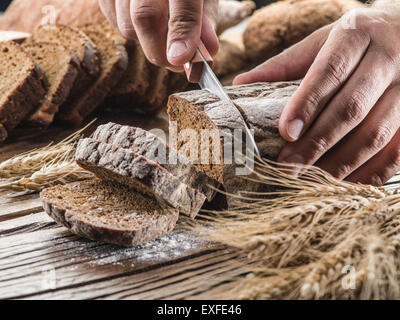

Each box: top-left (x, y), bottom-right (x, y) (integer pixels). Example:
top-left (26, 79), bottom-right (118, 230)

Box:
top-left (167, 0), bottom-right (204, 66)
top-left (233, 24), bottom-right (332, 85)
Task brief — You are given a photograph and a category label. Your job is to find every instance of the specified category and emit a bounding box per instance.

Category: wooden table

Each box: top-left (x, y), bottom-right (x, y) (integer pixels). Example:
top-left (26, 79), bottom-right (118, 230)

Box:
top-left (0, 109), bottom-right (250, 300)
top-left (1, 109), bottom-right (400, 300)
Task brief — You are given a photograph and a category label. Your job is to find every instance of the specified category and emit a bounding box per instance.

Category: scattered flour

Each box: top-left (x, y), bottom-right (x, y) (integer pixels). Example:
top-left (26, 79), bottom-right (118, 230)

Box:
top-left (87, 229), bottom-right (211, 267)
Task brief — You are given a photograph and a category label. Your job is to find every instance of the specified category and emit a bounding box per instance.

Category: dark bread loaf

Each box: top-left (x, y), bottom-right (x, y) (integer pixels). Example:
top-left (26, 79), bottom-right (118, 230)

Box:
top-left (0, 41), bottom-right (47, 142)
top-left (168, 81), bottom-right (300, 205)
top-left (27, 24), bottom-right (101, 114)
top-left (56, 30), bottom-right (128, 125)
top-left (75, 138), bottom-right (206, 218)
top-left (41, 179), bottom-right (179, 247)
top-left (23, 42), bottom-right (79, 127)
top-left (93, 123), bottom-right (220, 201)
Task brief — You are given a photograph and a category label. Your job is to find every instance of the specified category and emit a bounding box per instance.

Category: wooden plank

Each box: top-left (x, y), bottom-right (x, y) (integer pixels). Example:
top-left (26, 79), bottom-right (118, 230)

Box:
top-left (0, 211), bottom-right (56, 237)
top-left (0, 196), bottom-right (42, 222)
top-left (27, 250), bottom-right (248, 300)
top-left (0, 222), bottom-right (221, 299)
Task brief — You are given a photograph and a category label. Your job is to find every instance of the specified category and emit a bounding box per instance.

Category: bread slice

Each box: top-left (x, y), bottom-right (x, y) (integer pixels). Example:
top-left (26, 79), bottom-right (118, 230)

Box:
top-left (41, 179), bottom-right (179, 247)
top-left (75, 138), bottom-right (206, 218)
top-left (23, 42), bottom-right (79, 127)
top-left (0, 41), bottom-right (47, 143)
top-left (56, 30), bottom-right (128, 125)
top-left (92, 122), bottom-right (220, 201)
top-left (27, 24), bottom-right (101, 110)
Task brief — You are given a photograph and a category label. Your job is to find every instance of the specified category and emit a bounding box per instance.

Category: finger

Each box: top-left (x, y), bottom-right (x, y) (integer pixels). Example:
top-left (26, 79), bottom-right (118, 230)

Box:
top-left (278, 47), bottom-right (395, 168)
top-left (278, 24), bottom-right (370, 143)
top-left (98, 0), bottom-right (118, 30)
top-left (346, 129), bottom-right (400, 186)
top-left (116, 0), bottom-right (137, 39)
top-left (131, 0), bottom-right (170, 67)
top-left (201, 0), bottom-right (219, 57)
top-left (201, 14), bottom-right (219, 57)
top-left (167, 0), bottom-right (203, 66)
top-left (233, 24), bottom-right (332, 86)
top-left (316, 85), bottom-right (400, 179)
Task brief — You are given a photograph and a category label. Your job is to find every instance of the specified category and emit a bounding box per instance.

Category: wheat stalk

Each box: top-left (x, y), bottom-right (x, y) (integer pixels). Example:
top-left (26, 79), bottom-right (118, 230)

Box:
top-left (0, 120), bottom-right (96, 191)
top-left (194, 158), bottom-right (400, 299)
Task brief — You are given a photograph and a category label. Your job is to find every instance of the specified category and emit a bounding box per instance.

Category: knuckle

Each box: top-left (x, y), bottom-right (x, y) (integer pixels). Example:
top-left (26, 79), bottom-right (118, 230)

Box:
top-left (325, 52), bottom-right (350, 86)
top-left (169, 10), bottom-right (200, 37)
top-left (369, 173), bottom-right (384, 187)
top-left (339, 91), bottom-right (366, 123)
top-left (308, 135), bottom-right (330, 159)
top-left (132, 5), bottom-right (160, 27)
top-left (367, 125), bottom-right (392, 152)
top-left (302, 89), bottom-right (322, 117)
top-left (331, 163), bottom-right (353, 179)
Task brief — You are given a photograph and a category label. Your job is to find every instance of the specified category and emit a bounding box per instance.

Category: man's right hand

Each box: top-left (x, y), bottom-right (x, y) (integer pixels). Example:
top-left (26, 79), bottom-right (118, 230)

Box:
top-left (98, 0), bottom-right (219, 72)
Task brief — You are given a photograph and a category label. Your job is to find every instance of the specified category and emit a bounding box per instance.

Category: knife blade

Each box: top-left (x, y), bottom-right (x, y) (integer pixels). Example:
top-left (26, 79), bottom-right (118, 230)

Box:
top-left (184, 44), bottom-right (261, 159)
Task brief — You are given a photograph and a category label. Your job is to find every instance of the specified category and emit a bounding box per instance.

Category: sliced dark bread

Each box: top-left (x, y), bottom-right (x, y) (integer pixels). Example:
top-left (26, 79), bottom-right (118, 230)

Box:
top-left (93, 122), bottom-right (220, 201)
top-left (75, 138), bottom-right (206, 218)
top-left (27, 24), bottom-right (101, 110)
top-left (23, 42), bottom-right (79, 127)
top-left (56, 30), bottom-right (128, 125)
top-left (0, 41), bottom-right (47, 142)
top-left (41, 179), bottom-right (179, 247)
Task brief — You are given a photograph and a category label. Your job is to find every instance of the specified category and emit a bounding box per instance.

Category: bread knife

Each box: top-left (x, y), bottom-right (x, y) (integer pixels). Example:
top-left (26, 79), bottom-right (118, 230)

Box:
top-left (184, 42), bottom-right (261, 159)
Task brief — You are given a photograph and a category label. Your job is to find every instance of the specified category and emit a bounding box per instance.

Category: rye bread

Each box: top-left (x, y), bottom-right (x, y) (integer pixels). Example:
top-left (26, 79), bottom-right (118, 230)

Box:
top-left (92, 122), bottom-right (220, 201)
top-left (167, 81), bottom-right (300, 206)
top-left (56, 30), bottom-right (128, 125)
top-left (41, 179), bottom-right (179, 247)
top-left (27, 24), bottom-right (101, 109)
top-left (75, 138), bottom-right (206, 218)
top-left (0, 41), bottom-right (47, 143)
top-left (23, 42), bottom-right (79, 127)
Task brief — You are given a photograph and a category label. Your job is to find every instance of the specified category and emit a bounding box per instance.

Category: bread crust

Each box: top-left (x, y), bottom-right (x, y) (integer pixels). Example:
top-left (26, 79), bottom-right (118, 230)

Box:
top-left (23, 42), bottom-right (79, 127)
top-left (93, 123), bottom-right (221, 201)
top-left (75, 138), bottom-right (206, 218)
top-left (41, 180), bottom-right (179, 247)
top-left (0, 42), bottom-right (47, 143)
top-left (57, 30), bottom-right (129, 125)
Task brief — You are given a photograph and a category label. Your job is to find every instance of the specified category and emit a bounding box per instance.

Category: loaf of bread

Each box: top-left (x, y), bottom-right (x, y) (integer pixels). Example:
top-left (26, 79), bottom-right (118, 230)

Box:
top-left (56, 28), bottom-right (129, 125)
top-left (23, 42), bottom-right (79, 127)
top-left (0, 41), bottom-right (47, 142)
top-left (168, 81), bottom-right (300, 205)
top-left (75, 138), bottom-right (206, 218)
top-left (244, 0), bottom-right (364, 63)
top-left (217, 0), bottom-right (256, 35)
top-left (41, 179), bottom-right (179, 247)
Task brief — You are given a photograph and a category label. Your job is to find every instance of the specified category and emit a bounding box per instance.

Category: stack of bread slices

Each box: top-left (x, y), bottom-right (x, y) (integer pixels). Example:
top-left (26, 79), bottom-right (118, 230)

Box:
top-left (0, 23), bottom-right (188, 143)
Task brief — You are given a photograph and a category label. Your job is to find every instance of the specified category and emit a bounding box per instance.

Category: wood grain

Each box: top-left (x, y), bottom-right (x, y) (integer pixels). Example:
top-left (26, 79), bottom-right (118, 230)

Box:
top-left (1, 112), bottom-right (400, 300)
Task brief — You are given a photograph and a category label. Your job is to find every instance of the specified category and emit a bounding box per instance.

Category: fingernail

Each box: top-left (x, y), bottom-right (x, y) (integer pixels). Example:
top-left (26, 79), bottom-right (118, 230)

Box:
top-left (282, 154), bottom-right (304, 177)
top-left (287, 119), bottom-right (304, 141)
top-left (168, 41), bottom-right (187, 60)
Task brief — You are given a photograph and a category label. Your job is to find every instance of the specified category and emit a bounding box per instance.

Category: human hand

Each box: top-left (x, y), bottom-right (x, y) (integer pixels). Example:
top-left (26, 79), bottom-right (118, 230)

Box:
top-left (234, 5), bottom-right (400, 186)
top-left (98, 0), bottom-right (219, 72)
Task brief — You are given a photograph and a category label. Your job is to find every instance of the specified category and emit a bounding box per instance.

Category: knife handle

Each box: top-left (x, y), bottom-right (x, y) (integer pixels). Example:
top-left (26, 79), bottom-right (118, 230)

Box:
top-left (184, 41), bottom-right (213, 83)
